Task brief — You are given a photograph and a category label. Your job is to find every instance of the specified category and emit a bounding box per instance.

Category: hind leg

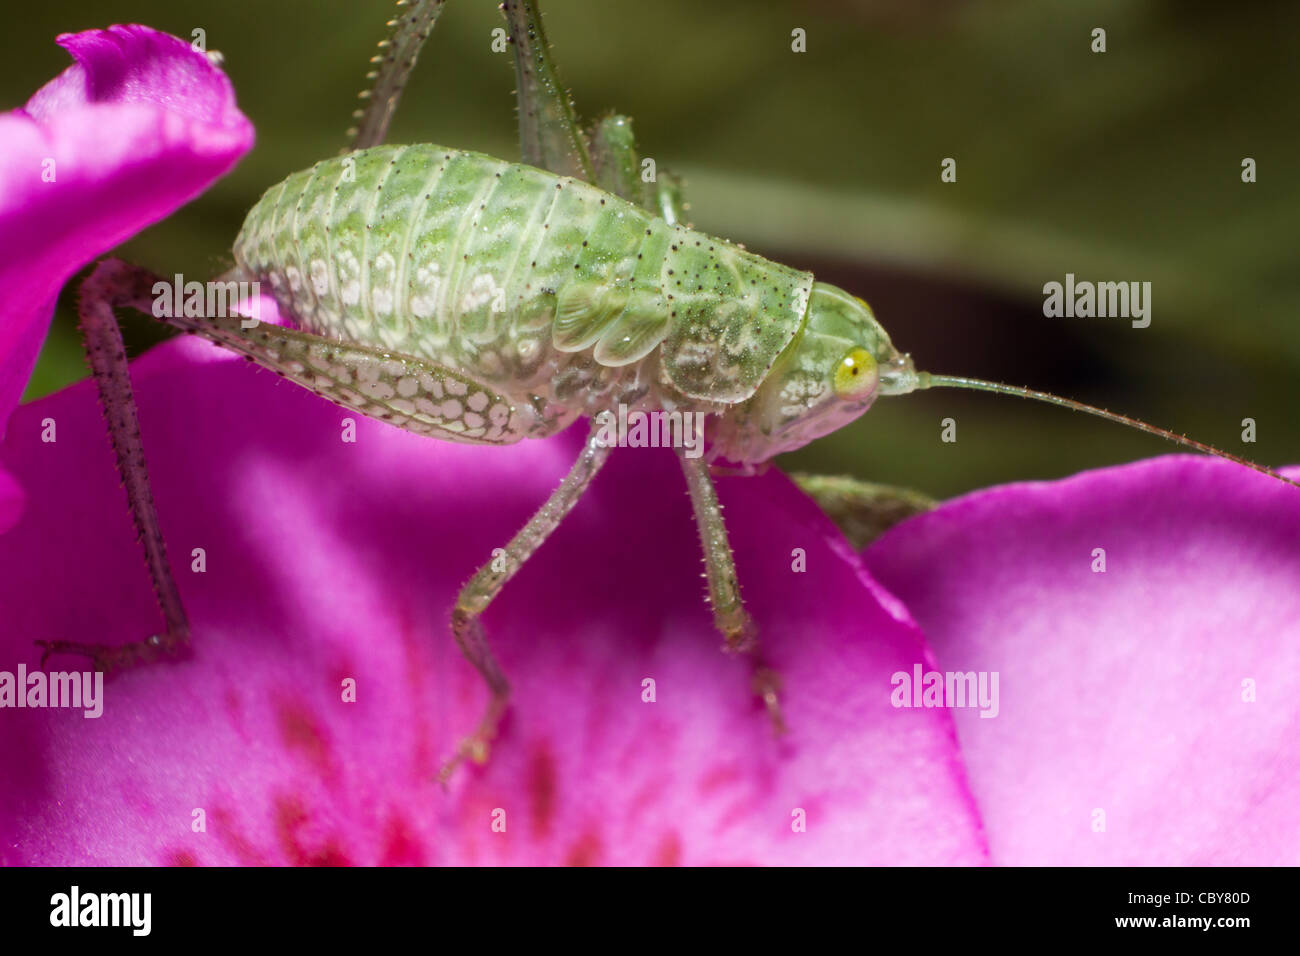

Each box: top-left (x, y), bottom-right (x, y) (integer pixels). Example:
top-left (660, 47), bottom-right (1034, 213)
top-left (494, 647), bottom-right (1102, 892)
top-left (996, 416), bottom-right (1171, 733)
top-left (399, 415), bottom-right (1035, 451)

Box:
top-left (37, 260), bottom-right (191, 672)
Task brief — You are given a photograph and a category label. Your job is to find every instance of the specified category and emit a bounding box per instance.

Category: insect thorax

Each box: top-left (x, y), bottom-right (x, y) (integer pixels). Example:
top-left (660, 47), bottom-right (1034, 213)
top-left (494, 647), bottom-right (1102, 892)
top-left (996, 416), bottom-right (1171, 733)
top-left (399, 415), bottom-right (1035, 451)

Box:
top-left (232, 144), bottom-right (814, 430)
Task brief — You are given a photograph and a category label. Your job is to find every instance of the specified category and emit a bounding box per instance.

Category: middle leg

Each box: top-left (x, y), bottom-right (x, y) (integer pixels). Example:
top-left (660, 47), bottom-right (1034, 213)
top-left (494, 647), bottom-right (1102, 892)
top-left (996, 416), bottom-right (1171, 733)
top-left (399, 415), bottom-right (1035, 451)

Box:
top-left (439, 419), bottom-right (613, 782)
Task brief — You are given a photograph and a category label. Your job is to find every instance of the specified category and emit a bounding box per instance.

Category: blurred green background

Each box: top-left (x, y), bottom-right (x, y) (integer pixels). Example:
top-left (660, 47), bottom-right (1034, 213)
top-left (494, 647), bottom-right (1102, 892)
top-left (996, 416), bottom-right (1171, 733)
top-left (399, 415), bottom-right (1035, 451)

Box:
top-left (6, 0), bottom-right (1297, 498)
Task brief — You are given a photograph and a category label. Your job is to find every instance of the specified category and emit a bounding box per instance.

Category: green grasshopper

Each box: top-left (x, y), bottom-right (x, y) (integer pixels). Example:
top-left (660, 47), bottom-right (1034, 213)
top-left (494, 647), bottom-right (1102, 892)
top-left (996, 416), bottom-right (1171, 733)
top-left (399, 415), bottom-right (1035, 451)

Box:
top-left (40, 0), bottom-right (1297, 781)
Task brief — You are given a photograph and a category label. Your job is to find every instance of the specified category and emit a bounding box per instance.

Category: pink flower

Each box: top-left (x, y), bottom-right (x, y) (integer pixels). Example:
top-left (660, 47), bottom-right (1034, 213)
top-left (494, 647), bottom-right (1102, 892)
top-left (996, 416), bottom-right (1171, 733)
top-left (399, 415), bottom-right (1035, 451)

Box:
top-left (0, 336), bottom-right (987, 865)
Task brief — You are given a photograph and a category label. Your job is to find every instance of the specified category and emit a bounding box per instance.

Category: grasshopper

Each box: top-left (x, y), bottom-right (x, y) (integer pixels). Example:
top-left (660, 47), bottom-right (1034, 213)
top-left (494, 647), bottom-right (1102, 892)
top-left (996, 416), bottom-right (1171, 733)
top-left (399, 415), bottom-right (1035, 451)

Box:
top-left (37, 0), bottom-right (1298, 782)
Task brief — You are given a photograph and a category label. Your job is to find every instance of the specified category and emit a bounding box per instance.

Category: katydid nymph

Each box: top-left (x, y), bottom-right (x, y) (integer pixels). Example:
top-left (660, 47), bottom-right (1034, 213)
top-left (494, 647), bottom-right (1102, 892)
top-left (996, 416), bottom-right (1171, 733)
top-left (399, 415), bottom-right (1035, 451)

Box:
top-left (39, 0), bottom-right (1299, 784)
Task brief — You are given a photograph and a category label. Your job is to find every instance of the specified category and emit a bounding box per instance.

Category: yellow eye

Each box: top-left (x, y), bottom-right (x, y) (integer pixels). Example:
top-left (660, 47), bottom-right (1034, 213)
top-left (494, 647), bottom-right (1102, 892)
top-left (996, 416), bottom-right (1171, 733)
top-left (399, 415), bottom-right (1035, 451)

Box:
top-left (833, 347), bottom-right (878, 399)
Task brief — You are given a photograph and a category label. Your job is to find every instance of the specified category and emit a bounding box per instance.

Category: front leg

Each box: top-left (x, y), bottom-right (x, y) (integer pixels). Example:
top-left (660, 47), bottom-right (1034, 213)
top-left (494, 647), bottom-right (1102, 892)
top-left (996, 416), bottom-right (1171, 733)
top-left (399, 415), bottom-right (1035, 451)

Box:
top-left (439, 420), bottom-right (613, 783)
top-left (677, 450), bottom-right (786, 734)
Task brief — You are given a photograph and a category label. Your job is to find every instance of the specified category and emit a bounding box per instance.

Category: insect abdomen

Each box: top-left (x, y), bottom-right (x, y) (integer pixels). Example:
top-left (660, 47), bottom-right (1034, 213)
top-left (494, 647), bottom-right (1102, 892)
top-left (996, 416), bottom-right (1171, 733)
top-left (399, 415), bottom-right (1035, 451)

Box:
top-left (233, 144), bottom-right (813, 405)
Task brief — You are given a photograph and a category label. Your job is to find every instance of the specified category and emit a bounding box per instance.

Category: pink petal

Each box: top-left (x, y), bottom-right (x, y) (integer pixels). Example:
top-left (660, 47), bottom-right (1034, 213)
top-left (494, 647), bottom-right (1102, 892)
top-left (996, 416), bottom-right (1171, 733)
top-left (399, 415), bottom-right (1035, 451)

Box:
top-left (0, 24), bottom-right (253, 435)
top-left (0, 340), bottom-right (986, 865)
top-left (865, 457), bottom-right (1300, 864)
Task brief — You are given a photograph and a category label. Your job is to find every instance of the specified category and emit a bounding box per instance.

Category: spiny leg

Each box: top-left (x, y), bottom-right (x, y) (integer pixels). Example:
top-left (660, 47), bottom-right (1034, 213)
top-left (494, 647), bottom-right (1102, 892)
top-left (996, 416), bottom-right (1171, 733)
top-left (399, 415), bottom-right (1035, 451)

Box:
top-left (588, 114), bottom-right (691, 225)
top-left (38, 260), bottom-right (190, 672)
top-left (589, 113), bottom-right (653, 212)
top-left (677, 450), bottom-right (786, 734)
top-left (439, 420), bottom-right (613, 783)
top-left (347, 0), bottom-right (446, 151)
top-left (501, 0), bottom-right (595, 180)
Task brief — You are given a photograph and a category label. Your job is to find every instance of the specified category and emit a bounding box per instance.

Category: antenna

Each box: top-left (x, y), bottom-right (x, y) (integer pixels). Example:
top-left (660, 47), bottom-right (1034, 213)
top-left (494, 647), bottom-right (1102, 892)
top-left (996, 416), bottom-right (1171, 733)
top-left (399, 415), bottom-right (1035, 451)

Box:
top-left (916, 372), bottom-right (1300, 491)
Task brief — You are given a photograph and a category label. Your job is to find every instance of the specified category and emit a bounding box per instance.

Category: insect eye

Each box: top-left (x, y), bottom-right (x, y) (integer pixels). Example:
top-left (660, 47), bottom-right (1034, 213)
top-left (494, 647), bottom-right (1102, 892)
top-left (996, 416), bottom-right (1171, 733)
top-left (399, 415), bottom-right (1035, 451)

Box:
top-left (833, 347), bottom-right (879, 399)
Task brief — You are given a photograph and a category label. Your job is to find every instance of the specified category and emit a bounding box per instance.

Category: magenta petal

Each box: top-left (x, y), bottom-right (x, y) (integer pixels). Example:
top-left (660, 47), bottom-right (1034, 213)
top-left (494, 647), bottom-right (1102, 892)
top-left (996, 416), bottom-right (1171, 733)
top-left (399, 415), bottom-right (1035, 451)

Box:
top-left (0, 465), bottom-right (23, 535)
top-left (865, 457), bottom-right (1300, 865)
top-left (0, 342), bottom-right (986, 865)
top-left (0, 24), bottom-right (253, 434)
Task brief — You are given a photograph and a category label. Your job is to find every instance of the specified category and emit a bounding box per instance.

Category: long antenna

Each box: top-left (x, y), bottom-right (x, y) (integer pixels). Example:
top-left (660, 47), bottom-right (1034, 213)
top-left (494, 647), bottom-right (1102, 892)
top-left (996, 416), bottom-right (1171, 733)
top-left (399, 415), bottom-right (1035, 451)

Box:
top-left (917, 372), bottom-right (1300, 491)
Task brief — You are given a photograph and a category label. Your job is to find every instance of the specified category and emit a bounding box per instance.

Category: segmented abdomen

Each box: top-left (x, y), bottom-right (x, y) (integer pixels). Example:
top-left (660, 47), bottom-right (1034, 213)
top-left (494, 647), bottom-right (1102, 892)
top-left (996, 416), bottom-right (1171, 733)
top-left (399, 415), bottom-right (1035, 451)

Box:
top-left (233, 144), bottom-right (812, 407)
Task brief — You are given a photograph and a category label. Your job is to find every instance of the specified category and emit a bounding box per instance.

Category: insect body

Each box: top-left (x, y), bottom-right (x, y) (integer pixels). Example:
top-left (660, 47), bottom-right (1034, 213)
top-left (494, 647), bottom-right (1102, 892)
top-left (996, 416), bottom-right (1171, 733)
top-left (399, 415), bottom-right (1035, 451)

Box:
top-left (231, 143), bottom-right (915, 460)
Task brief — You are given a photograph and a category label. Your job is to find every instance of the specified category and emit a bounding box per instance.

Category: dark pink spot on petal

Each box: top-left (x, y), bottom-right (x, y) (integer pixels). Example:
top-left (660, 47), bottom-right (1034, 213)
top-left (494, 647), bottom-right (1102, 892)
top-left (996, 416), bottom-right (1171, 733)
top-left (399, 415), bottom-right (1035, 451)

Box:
top-left (528, 742), bottom-right (557, 837)
top-left (223, 686), bottom-right (246, 739)
top-left (274, 795), bottom-right (351, 867)
top-left (652, 831), bottom-right (682, 867)
top-left (379, 812), bottom-right (425, 866)
top-left (564, 830), bottom-right (602, 867)
top-left (211, 806), bottom-right (269, 866)
top-left (698, 762), bottom-right (744, 796)
top-left (276, 697), bottom-right (334, 781)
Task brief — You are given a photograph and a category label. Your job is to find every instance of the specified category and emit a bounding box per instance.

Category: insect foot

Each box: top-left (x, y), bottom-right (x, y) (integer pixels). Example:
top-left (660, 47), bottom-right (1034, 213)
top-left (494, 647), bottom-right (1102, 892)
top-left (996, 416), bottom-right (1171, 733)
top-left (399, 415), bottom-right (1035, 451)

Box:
top-left (437, 714), bottom-right (507, 787)
top-left (437, 733), bottom-right (494, 789)
top-left (35, 629), bottom-right (191, 674)
top-left (719, 614), bottom-right (757, 654)
top-left (438, 606), bottom-right (511, 786)
top-left (752, 665), bottom-right (788, 736)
